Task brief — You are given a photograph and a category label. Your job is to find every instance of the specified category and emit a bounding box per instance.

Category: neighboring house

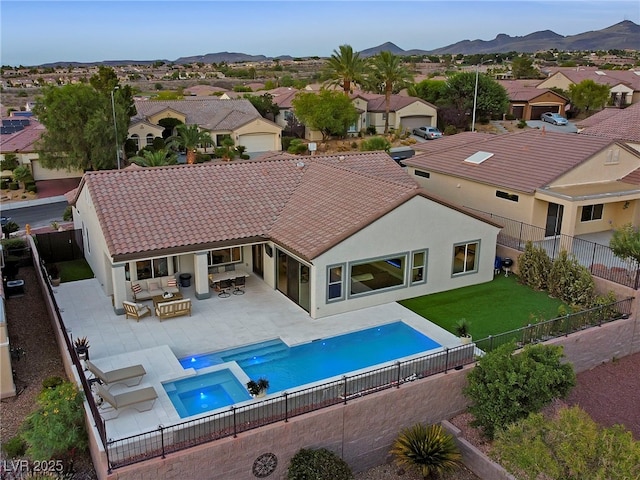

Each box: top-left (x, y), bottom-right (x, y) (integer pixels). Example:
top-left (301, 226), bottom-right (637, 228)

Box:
top-left (577, 102), bottom-right (640, 153)
top-left (68, 152), bottom-right (501, 318)
top-left (183, 85), bottom-right (228, 96)
top-left (128, 98), bottom-right (283, 155)
top-left (404, 129), bottom-right (640, 239)
top-left (498, 80), bottom-right (568, 120)
top-left (538, 67), bottom-right (640, 107)
top-left (0, 116), bottom-right (83, 180)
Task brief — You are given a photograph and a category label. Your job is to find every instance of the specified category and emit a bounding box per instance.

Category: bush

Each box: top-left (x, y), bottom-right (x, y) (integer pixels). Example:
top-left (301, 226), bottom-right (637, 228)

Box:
top-left (359, 136), bottom-right (391, 152)
top-left (63, 206), bottom-right (73, 222)
top-left (42, 376), bottom-right (65, 390)
top-left (443, 125), bottom-right (457, 135)
top-left (287, 139), bottom-right (308, 155)
top-left (21, 381), bottom-right (87, 460)
top-left (492, 406), bottom-right (640, 480)
top-left (366, 125), bottom-right (377, 135)
top-left (240, 154), bottom-right (250, 160)
top-left (517, 241), bottom-right (552, 291)
top-left (287, 448), bottom-right (353, 480)
top-left (0, 177), bottom-right (11, 189)
top-left (282, 136), bottom-right (296, 151)
top-left (25, 183), bottom-right (37, 193)
top-left (2, 220), bottom-right (20, 237)
top-left (2, 435), bottom-right (27, 458)
top-left (390, 423), bottom-right (462, 478)
top-left (8, 182), bottom-right (19, 190)
top-left (548, 250), bottom-right (595, 307)
top-left (517, 119), bottom-right (527, 129)
top-left (464, 342), bottom-right (576, 439)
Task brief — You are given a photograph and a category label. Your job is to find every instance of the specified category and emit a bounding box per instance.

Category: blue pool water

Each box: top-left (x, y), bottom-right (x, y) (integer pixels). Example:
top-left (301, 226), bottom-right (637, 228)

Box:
top-left (169, 321), bottom-right (441, 417)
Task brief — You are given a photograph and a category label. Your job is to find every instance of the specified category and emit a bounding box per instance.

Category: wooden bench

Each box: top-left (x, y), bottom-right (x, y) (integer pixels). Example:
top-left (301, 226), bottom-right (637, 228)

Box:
top-left (155, 298), bottom-right (192, 321)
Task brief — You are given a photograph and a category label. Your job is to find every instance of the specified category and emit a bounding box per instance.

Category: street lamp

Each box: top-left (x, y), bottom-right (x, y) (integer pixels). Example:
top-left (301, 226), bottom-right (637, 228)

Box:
top-left (110, 86), bottom-right (120, 169)
top-left (471, 59), bottom-right (493, 132)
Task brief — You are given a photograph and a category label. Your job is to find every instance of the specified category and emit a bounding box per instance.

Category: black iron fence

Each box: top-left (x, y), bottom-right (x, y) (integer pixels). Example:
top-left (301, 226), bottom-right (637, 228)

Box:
top-left (470, 210), bottom-right (640, 289)
top-left (475, 297), bottom-right (633, 353)
top-left (105, 344), bottom-right (476, 471)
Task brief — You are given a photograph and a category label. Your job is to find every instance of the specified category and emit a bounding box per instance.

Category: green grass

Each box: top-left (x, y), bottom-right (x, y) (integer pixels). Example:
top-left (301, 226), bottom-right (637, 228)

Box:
top-left (59, 259), bottom-right (94, 283)
top-left (400, 274), bottom-right (567, 340)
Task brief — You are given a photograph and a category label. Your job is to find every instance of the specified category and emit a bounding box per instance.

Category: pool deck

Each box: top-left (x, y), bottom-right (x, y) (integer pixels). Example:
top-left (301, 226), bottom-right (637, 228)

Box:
top-left (55, 275), bottom-right (461, 440)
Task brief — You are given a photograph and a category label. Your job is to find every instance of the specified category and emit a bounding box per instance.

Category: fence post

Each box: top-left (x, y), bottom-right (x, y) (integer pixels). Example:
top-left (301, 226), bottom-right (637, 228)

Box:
top-left (396, 362), bottom-right (401, 388)
top-left (444, 347), bottom-right (450, 373)
top-left (489, 335), bottom-right (494, 351)
top-left (519, 222), bottom-right (523, 247)
top-left (232, 406), bottom-right (237, 438)
top-left (159, 424), bottom-right (166, 459)
top-left (564, 314), bottom-right (571, 336)
top-left (284, 392), bottom-right (288, 423)
top-left (343, 376), bottom-right (348, 405)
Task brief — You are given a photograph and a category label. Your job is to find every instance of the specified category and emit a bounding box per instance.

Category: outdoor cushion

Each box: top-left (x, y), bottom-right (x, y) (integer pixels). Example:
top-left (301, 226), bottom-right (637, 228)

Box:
top-left (96, 384), bottom-right (157, 418)
top-left (132, 283), bottom-right (142, 294)
top-left (86, 360), bottom-right (146, 387)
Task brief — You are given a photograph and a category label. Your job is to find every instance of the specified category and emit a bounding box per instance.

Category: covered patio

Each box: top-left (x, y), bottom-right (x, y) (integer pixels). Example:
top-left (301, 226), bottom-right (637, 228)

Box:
top-left (54, 274), bottom-right (461, 439)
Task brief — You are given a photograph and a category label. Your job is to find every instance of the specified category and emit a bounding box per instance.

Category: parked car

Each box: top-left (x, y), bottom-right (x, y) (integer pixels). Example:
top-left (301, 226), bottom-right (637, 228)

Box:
top-left (412, 126), bottom-right (442, 140)
top-left (540, 112), bottom-right (568, 125)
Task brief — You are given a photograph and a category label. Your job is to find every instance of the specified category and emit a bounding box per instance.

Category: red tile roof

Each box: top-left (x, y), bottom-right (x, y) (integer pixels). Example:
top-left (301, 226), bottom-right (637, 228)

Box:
top-left (0, 119), bottom-right (44, 153)
top-left (542, 67), bottom-right (640, 91)
top-left (405, 129), bottom-right (619, 193)
top-left (579, 102), bottom-right (640, 143)
top-left (72, 152), bottom-right (425, 261)
top-left (498, 80), bottom-right (567, 102)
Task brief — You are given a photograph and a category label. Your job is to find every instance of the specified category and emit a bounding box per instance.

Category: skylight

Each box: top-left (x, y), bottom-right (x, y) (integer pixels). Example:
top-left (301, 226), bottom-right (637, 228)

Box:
top-left (595, 71), bottom-right (607, 76)
top-left (465, 151), bottom-right (494, 164)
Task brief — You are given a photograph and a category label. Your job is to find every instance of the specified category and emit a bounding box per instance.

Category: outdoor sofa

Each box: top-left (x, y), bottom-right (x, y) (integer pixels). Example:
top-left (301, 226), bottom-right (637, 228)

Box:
top-left (130, 275), bottom-right (179, 301)
top-left (155, 298), bottom-right (192, 321)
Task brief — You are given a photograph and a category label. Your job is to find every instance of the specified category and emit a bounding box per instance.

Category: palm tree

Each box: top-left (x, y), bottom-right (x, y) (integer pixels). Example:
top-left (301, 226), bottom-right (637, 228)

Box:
top-left (325, 44), bottom-right (366, 95)
top-left (390, 423), bottom-right (462, 479)
top-left (166, 124), bottom-right (212, 165)
top-left (129, 149), bottom-right (177, 167)
top-left (367, 51), bottom-right (414, 133)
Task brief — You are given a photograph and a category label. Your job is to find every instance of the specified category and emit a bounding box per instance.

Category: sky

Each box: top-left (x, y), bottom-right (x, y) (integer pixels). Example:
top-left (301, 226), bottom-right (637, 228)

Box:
top-left (1, 0), bottom-right (639, 66)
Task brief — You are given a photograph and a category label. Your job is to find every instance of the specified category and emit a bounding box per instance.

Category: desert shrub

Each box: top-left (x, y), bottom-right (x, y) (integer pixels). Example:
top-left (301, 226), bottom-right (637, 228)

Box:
top-left (0, 154), bottom-right (19, 171)
top-left (21, 381), bottom-right (87, 460)
top-left (359, 136), bottom-right (391, 152)
top-left (42, 376), bottom-right (65, 390)
top-left (287, 448), bottom-right (353, 480)
top-left (62, 206), bottom-right (73, 221)
top-left (517, 119), bottom-right (527, 128)
top-left (505, 113), bottom-right (516, 121)
top-left (2, 220), bottom-right (20, 236)
top-left (282, 136), bottom-right (296, 151)
top-left (492, 406), bottom-right (640, 480)
top-left (25, 183), bottom-right (37, 193)
top-left (548, 250), bottom-right (595, 307)
top-left (464, 342), bottom-right (575, 439)
top-left (240, 154), bottom-right (250, 160)
top-left (390, 423), bottom-right (462, 479)
top-left (350, 141), bottom-right (358, 149)
top-left (8, 182), bottom-right (19, 190)
top-left (517, 241), bottom-right (552, 290)
top-left (287, 139), bottom-right (308, 155)
top-left (443, 125), bottom-right (457, 135)
top-left (1, 177), bottom-right (11, 189)
top-left (366, 125), bottom-right (377, 135)
top-left (2, 435), bottom-right (27, 458)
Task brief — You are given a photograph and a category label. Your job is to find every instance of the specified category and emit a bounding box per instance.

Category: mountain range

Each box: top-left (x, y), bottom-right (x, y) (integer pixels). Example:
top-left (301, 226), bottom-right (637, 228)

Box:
top-left (41, 21), bottom-right (639, 67)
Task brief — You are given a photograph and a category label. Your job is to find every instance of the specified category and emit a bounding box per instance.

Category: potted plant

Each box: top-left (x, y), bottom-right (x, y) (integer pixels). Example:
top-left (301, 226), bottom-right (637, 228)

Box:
top-left (454, 318), bottom-right (472, 344)
top-left (246, 377), bottom-right (269, 397)
top-left (74, 336), bottom-right (90, 360)
top-left (48, 263), bottom-right (61, 287)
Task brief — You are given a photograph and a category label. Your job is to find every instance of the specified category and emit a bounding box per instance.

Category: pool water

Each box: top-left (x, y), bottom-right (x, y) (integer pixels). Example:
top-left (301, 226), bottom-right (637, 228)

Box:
top-left (169, 321), bottom-right (441, 417)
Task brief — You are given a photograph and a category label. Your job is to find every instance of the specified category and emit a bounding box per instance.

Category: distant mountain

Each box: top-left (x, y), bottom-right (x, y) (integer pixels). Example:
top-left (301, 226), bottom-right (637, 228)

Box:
top-left (359, 42), bottom-right (406, 57)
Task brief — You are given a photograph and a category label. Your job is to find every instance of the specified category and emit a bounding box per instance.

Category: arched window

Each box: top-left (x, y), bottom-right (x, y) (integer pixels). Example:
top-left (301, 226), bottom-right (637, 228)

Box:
top-left (131, 134), bottom-right (140, 151)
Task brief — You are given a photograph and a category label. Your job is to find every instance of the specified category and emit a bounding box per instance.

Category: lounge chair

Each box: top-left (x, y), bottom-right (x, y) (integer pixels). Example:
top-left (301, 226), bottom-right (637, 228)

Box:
top-left (86, 360), bottom-right (146, 388)
top-left (96, 384), bottom-right (157, 418)
top-left (123, 301), bottom-right (151, 321)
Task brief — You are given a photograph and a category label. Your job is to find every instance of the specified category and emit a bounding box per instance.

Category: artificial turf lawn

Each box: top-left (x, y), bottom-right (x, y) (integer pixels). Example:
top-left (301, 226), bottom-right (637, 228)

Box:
top-left (59, 259), bottom-right (94, 282)
top-left (399, 274), bottom-right (567, 341)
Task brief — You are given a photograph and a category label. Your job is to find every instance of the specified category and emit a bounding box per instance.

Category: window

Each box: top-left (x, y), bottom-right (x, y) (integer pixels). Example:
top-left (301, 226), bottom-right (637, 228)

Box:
top-left (145, 134), bottom-right (154, 146)
top-left (581, 204), bottom-right (603, 222)
top-left (327, 264), bottom-right (344, 301)
top-left (452, 242), bottom-right (479, 275)
top-left (350, 255), bottom-right (406, 296)
top-left (411, 250), bottom-right (427, 285)
top-left (131, 134), bottom-right (140, 151)
top-left (605, 149), bottom-right (619, 165)
top-left (496, 190), bottom-right (519, 202)
top-left (127, 257), bottom-right (171, 281)
top-left (415, 170), bottom-right (430, 179)
top-left (208, 247), bottom-right (241, 266)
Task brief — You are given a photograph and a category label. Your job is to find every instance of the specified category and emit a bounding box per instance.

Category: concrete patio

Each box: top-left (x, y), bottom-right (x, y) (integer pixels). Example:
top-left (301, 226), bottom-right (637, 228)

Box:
top-left (54, 275), bottom-right (461, 440)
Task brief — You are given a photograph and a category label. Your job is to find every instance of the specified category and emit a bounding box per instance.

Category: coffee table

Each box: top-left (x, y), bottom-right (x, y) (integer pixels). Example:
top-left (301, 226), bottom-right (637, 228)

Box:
top-left (151, 292), bottom-right (183, 311)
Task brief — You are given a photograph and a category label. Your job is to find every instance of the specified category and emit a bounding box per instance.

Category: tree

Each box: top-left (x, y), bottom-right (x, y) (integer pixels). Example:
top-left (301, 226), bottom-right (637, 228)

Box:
top-left (129, 149), bottom-right (177, 167)
top-left (547, 250), bottom-right (595, 307)
top-left (244, 92), bottom-right (280, 121)
top-left (464, 342), bottom-right (575, 439)
top-left (609, 223), bottom-right (640, 264)
top-left (291, 89), bottom-right (358, 141)
top-left (366, 51), bottom-right (414, 133)
top-left (511, 56), bottom-right (540, 79)
top-left (407, 79), bottom-right (448, 106)
top-left (12, 165), bottom-right (32, 190)
top-left (568, 79), bottom-right (610, 114)
top-left (324, 44), bottom-right (366, 94)
top-left (390, 423), bottom-right (462, 479)
top-left (166, 124), bottom-right (212, 164)
top-left (444, 72), bottom-right (509, 128)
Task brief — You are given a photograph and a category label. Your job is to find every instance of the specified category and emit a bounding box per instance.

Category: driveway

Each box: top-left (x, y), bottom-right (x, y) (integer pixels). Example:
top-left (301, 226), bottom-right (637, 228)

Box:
top-left (527, 120), bottom-right (578, 133)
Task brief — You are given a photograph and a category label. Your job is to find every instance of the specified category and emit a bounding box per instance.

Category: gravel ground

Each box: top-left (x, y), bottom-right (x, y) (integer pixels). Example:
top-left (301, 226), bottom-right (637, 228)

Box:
top-left (2, 266), bottom-right (639, 479)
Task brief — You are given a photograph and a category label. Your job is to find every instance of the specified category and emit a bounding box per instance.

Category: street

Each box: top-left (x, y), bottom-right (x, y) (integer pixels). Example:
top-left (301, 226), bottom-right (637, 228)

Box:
top-left (1, 201), bottom-right (69, 229)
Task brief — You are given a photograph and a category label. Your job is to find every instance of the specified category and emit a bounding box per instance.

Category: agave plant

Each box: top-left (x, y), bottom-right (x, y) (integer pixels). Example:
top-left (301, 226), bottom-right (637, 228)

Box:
top-left (390, 423), bottom-right (462, 479)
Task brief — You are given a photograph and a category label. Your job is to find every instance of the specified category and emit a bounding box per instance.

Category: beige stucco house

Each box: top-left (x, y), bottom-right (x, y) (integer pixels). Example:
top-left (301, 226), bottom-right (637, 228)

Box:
top-left (404, 130), bottom-right (640, 240)
top-left (69, 152), bottom-right (500, 319)
top-left (498, 80), bottom-right (568, 120)
top-left (128, 98), bottom-right (283, 156)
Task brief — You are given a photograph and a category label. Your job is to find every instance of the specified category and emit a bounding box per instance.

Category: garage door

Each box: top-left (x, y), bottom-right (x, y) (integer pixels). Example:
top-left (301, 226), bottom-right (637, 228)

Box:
top-left (238, 134), bottom-right (274, 153)
top-left (530, 105), bottom-right (557, 119)
top-left (400, 115), bottom-right (433, 132)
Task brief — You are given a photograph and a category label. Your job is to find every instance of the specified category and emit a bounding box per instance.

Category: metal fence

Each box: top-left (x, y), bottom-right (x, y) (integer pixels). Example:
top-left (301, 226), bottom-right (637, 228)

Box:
top-left (474, 297), bottom-right (633, 353)
top-left (105, 344), bottom-right (476, 471)
top-left (470, 210), bottom-right (640, 289)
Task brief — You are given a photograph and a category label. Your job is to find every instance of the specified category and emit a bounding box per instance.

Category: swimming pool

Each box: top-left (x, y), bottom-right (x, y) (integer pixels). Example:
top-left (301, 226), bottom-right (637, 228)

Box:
top-left (166, 321), bottom-right (441, 417)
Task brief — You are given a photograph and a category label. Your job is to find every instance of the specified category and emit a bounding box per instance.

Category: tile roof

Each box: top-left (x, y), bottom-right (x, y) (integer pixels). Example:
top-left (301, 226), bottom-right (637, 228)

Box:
top-left (404, 129), bottom-right (618, 193)
top-left (0, 118), bottom-right (44, 153)
top-left (132, 98), bottom-right (261, 131)
top-left (498, 80), bottom-right (567, 102)
top-left (578, 102), bottom-right (640, 143)
top-left (542, 67), bottom-right (640, 90)
top-left (351, 92), bottom-right (434, 112)
top-left (72, 152), bottom-right (424, 261)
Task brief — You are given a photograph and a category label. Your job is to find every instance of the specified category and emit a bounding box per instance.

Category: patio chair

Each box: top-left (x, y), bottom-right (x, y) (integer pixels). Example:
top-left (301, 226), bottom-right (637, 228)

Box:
top-left (85, 360), bottom-right (146, 388)
top-left (233, 276), bottom-right (246, 295)
top-left (218, 279), bottom-right (232, 298)
top-left (95, 384), bottom-right (157, 419)
top-left (123, 301), bottom-right (151, 322)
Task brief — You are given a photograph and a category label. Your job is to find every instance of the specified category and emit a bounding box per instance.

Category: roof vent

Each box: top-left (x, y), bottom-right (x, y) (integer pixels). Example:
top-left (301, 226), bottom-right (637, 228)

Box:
top-left (339, 156), bottom-right (345, 161)
top-left (296, 161), bottom-right (305, 168)
top-left (464, 151), bottom-right (493, 165)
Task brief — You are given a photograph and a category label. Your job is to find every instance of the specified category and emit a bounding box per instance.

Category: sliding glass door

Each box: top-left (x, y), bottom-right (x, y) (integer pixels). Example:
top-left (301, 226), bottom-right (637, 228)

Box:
top-left (276, 250), bottom-right (310, 312)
